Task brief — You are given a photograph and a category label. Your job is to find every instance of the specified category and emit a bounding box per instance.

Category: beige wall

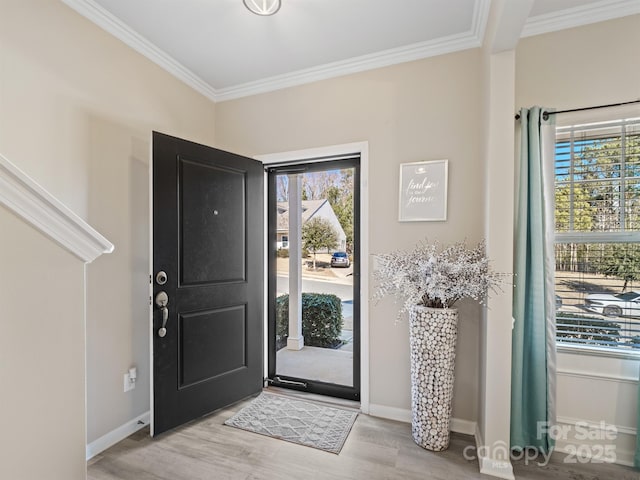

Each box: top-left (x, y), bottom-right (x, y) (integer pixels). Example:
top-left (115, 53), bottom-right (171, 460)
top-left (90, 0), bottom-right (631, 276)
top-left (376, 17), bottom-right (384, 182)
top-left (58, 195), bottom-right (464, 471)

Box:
top-left (516, 15), bottom-right (640, 466)
top-left (0, 0), bottom-right (216, 455)
top-left (0, 207), bottom-right (86, 480)
top-left (216, 49), bottom-right (485, 421)
top-left (516, 15), bottom-right (640, 110)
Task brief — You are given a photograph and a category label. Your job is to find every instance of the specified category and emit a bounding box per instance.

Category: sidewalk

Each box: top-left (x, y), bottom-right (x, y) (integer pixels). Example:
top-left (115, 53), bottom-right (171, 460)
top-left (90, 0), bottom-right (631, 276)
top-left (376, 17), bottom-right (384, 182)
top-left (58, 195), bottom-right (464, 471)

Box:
top-left (276, 267), bottom-right (354, 283)
top-left (276, 254), bottom-right (354, 285)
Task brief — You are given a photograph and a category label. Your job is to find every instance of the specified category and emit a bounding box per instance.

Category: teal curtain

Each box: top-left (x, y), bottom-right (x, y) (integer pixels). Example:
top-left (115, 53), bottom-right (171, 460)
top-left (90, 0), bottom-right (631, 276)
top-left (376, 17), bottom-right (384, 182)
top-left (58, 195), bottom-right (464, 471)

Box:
top-left (511, 106), bottom-right (557, 452)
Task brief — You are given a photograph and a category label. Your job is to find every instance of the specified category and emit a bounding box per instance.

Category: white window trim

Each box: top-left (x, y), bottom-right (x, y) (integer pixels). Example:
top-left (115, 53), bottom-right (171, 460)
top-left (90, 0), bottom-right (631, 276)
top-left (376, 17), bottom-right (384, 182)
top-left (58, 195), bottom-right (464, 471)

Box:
top-left (557, 343), bottom-right (640, 360)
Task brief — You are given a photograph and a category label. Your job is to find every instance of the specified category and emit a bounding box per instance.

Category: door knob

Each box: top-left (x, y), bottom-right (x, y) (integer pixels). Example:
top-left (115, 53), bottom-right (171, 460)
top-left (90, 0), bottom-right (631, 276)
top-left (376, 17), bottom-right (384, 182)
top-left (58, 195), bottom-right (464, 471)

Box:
top-left (155, 291), bottom-right (169, 337)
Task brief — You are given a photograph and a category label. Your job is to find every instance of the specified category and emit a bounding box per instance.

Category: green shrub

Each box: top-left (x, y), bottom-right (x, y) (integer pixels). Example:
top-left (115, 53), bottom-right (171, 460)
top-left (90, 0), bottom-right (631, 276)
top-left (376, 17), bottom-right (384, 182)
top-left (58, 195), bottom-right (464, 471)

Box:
top-left (277, 248), bottom-right (289, 258)
top-left (276, 293), bottom-right (343, 349)
top-left (556, 312), bottom-right (620, 347)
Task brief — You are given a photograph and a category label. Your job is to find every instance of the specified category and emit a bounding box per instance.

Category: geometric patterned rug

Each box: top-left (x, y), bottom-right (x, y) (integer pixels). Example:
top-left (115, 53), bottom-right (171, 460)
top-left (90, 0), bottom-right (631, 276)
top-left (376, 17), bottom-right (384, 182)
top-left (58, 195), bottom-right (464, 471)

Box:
top-left (224, 392), bottom-right (358, 454)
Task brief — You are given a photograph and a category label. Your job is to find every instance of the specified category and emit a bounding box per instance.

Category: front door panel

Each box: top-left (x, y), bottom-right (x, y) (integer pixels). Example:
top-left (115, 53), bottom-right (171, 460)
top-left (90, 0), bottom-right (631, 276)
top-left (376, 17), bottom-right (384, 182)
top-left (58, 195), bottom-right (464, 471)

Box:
top-left (152, 132), bottom-right (263, 436)
top-left (179, 159), bottom-right (246, 285)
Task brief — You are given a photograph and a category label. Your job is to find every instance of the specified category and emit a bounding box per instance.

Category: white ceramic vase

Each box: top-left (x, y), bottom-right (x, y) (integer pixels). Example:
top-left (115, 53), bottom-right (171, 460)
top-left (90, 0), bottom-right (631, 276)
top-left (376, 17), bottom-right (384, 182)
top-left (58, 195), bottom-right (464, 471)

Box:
top-left (408, 305), bottom-right (459, 451)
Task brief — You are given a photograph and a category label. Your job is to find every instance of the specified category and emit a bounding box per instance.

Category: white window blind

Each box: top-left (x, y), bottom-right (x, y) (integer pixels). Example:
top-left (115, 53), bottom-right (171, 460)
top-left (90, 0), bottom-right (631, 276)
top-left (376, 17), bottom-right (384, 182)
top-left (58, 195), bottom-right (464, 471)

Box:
top-left (554, 118), bottom-right (640, 353)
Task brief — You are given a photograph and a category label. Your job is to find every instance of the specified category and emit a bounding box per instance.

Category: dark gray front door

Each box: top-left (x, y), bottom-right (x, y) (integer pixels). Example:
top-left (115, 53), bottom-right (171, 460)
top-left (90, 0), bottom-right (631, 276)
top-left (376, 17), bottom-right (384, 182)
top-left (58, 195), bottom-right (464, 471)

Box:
top-left (151, 131), bottom-right (263, 436)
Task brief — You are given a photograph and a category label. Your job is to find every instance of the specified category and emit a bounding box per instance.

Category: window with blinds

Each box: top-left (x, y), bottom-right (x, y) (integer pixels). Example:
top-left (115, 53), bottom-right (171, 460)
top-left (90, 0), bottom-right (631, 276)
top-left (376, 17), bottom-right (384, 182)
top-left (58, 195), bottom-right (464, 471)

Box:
top-left (554, 118), bottom-right (640, 353)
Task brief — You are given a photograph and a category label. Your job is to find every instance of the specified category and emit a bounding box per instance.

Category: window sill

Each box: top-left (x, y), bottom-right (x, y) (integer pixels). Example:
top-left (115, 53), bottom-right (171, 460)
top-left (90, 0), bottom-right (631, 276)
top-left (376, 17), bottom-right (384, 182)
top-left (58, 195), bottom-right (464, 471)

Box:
top-left (557, 343), bottom-right (640, 361)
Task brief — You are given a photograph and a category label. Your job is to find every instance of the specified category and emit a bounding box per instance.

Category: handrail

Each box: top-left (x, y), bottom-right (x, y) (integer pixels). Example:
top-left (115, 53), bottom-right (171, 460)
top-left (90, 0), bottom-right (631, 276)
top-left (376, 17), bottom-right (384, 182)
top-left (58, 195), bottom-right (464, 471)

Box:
top-left (0, 153), bottom-right (114, 263)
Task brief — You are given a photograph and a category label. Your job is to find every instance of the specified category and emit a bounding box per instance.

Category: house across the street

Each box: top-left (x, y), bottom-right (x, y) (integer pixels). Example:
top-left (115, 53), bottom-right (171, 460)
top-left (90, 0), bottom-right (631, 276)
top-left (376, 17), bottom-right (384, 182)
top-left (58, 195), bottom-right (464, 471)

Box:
top-left (277, 199), bottom-right (346, 251)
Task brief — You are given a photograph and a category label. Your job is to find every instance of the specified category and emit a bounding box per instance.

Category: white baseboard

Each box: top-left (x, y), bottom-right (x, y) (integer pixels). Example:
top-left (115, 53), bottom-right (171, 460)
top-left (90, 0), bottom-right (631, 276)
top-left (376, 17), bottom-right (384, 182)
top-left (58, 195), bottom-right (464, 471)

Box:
top-left (473, 427), bottom-right (515, 480)
top-left (478, 453), bottom-right (516, 480)
top-left (368, 403), bottom-right (412, 423)
top-left (450, 417), bottom-right (477, 436)
top-left (554, 417), bottom-right (637, 467)
top-left (367, 403), bottom-right (477, 436)
top-left (553, 440), bottom-right (635, 468)
top-left (86, 411), bottom-right (150, 460)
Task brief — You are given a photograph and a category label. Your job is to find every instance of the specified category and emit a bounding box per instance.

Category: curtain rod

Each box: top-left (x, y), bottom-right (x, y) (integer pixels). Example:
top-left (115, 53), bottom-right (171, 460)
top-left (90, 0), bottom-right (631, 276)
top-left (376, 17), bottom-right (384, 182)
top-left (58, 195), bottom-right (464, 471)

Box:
top-left (514, 99), bottom-right (640, 120)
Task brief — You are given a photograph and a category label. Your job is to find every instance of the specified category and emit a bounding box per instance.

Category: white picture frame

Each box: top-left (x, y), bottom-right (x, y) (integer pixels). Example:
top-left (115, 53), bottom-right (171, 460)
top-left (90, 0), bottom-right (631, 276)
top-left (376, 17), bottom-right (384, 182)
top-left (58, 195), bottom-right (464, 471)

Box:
top-left (398, 159), bottom-right (448, 222)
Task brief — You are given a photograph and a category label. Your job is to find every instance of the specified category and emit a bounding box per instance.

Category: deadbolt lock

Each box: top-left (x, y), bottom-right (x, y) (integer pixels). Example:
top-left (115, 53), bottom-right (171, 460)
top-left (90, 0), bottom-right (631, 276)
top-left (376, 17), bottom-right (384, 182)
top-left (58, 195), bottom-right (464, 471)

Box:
top-left (155, 271), bottom-right (168, 285)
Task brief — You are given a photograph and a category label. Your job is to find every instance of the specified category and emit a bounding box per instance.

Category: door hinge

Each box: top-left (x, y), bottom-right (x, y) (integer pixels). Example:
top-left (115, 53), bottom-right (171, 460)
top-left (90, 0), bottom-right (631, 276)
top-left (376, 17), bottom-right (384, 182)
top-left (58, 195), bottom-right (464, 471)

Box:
top-left (149, 295), bottom-right (152, 306)
top-left (149, 274), bottom-right (152, 284)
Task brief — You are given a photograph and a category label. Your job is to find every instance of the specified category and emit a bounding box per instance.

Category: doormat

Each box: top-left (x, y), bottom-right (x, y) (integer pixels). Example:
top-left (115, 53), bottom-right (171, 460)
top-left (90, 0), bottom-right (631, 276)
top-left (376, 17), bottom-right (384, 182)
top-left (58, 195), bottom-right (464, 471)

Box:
top-left (224, 392), bottom-right (358, 454)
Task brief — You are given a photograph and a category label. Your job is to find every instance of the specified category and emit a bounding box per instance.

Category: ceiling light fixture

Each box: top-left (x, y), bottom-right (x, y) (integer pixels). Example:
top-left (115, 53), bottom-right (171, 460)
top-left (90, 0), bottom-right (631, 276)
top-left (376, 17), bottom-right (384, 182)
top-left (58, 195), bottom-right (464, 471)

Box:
top-left (243, 0), bottom-right (281, 16)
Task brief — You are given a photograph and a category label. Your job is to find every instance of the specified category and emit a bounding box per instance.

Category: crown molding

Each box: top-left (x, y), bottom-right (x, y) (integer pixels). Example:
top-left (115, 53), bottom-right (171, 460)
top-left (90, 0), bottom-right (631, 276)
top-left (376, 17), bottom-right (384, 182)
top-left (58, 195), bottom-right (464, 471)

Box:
top-left (522, 0), bottom-right (640, 38)
top-left (61, 0), bottom-right (217, 102)
top-left (62, 0), bottom-right (491, 103)
top-left (214, 30), bottom-right (483, 101)
top-left (215, 0), bottom-right (491, 102)
top-left (58, 0), bottom-right (640, 101)
top-left (0, 153), bottom-right (114, 263)
top-left (472, 0), bottom-right (491, 47)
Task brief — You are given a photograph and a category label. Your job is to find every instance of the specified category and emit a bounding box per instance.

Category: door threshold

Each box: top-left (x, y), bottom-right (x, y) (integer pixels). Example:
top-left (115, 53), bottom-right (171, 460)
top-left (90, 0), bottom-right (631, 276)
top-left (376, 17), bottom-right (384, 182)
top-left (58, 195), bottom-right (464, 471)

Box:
top-left (264, 386), bottom-right (361, 412)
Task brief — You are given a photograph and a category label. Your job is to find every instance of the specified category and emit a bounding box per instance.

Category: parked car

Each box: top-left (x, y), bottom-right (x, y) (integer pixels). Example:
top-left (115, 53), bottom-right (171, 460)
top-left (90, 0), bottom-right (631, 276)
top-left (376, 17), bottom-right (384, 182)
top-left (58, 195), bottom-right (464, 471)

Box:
top-left (584, 291), bottom-right (640, 317)
top-left (330, 251), bottom-right (350, 268)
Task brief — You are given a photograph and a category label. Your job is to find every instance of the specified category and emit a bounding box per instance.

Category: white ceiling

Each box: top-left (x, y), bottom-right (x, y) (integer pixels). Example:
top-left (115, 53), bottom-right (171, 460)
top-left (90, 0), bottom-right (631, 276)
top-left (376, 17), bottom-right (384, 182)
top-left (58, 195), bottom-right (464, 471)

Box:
top-left (62, 0), bottom-right (640, 101)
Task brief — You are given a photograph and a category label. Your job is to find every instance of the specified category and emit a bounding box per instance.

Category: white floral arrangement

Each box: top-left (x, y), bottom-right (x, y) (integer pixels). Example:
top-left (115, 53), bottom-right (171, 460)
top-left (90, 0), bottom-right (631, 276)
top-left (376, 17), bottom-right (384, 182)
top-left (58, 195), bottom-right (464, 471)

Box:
top-left (374, 239), bottom-right (507, 315)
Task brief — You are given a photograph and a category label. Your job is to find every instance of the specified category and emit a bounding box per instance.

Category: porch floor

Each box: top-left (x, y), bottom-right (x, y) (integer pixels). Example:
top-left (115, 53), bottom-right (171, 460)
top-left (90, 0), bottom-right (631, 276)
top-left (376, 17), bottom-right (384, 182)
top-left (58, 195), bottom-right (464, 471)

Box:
top-left (276, 335), bottom-right (353, 386)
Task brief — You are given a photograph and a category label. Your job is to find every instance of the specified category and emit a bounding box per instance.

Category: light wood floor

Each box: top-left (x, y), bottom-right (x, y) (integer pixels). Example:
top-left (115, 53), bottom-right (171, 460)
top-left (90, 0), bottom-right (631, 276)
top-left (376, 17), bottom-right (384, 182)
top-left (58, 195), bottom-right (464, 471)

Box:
top-left (88, 395), bottom-right (638, 480)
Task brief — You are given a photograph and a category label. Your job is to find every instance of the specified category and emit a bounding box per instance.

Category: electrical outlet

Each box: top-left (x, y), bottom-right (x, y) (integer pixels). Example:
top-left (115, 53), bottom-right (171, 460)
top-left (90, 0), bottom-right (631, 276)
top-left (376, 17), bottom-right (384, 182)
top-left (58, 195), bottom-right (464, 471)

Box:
top-left (123, 372), bottom-right (135, 392)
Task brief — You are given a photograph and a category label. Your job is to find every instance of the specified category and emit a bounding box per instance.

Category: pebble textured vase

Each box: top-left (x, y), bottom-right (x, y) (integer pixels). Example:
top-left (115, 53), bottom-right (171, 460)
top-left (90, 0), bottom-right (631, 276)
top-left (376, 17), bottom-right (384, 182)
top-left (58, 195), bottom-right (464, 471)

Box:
top-left (408, 305), bottom-right (459, 451)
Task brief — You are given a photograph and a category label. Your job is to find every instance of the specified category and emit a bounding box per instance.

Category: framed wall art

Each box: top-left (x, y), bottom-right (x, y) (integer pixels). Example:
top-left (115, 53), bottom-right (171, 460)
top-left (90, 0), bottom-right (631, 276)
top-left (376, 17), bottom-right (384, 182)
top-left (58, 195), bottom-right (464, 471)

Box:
top-left (398, 159), bottom-right (448, 222)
